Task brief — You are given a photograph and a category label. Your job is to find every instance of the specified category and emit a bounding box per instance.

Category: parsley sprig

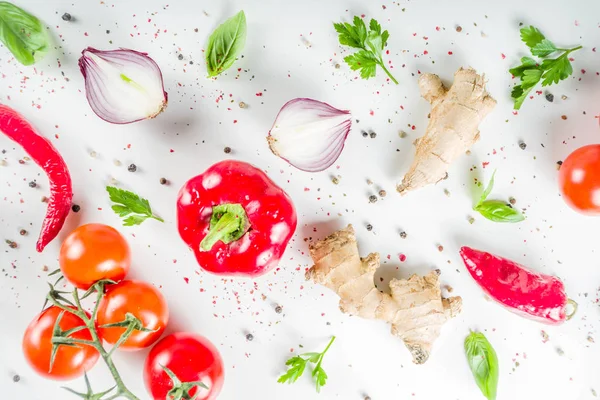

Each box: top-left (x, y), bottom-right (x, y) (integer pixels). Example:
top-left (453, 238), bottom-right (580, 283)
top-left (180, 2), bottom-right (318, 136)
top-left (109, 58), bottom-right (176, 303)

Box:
top-left (278, 336), bottom-right (336, 393)
top-left (106, 186), bottom-right (164, 226)
top-left (334, 17), bottom-right (398, 84)
top-left (510, 25), bottom-right (582, 109)
top-left (474, 170), bottom-right (524, 223)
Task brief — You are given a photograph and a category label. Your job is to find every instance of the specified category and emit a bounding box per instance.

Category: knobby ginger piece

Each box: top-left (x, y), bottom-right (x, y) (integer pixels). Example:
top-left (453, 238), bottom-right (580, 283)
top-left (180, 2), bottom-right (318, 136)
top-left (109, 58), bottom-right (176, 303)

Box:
top-left (397, 67), bottom-right (496, 195)
top-left (307, 225), bottom-right (462, 364)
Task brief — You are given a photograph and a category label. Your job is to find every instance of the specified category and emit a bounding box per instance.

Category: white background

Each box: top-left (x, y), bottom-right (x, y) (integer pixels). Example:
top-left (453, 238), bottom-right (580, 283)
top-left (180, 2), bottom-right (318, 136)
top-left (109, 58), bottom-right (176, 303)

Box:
top-left (1, 0), bottom-right (599, 399)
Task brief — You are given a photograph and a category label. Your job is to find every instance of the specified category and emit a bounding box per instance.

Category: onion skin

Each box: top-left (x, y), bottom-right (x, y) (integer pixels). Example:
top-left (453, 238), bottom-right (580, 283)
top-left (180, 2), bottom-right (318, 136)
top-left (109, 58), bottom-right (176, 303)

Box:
top-left (267, 98), bottom-right (352, 172)
top-left (78, 47), bottom-right (168, 124)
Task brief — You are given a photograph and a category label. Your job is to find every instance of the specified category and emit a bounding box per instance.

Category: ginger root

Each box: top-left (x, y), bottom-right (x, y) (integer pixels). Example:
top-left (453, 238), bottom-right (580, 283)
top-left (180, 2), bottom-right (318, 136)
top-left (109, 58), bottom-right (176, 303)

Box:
top-left (397, 67), bottom-right (496, 195)
top-left (307, 225), bottom-right (462, 364)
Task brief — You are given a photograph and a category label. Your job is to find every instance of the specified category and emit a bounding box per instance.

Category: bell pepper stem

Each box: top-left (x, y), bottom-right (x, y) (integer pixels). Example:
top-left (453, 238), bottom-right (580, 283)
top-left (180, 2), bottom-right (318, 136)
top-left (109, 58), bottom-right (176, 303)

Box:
top-left (200, 203), bottom-right (250, 251)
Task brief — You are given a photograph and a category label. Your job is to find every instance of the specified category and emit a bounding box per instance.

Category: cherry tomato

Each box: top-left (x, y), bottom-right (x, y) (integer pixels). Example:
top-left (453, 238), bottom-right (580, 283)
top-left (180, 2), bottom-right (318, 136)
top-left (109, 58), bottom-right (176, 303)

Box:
top-left (559, 144), bottom-right (600, 215)
top-left (22, 306), bottom-right (99, 380)
top-left (96, 280), bottom-right (168, 350)
top-left (59, 223), bottom-right (130, 289)
top-left (144, 332), bottom-right (224, 400)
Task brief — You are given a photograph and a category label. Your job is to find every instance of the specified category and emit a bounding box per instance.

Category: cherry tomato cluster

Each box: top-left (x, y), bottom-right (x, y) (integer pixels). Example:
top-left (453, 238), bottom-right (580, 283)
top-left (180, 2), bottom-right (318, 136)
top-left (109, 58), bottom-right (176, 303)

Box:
top-left (22, 223), bottom-right (224, 400)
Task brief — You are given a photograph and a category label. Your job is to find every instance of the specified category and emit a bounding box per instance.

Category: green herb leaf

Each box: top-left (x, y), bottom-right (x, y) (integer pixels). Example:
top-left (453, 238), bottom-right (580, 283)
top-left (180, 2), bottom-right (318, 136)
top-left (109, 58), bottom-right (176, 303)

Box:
top-left (509, 26), bottom-right (581, 109)
top-left (465, 331), bottom-right (499, 400)
top-left (540, 55), bottom-right (572, 86)
top-left (334, 16), bottom-right (397, 84)
top-left (278, 336), bottom-right (335, 392)
top-left (277, 356), bottom-right (307, 384)
top-left (475, 200), bottom-right (525, 223)
top-left (477, 170), bottom-right (496, 206)
top-left (333, 16), bottom-right (367, 49)
top-left (0, 2), bottom-right (48, 65)
top-left (508, 57), bottom-right (538, 77)
top-left (313, 365), bottom-right (328, 393)
top-left (474, 172), bottom-right (524, 223)
top-left (205, 10), bottom-right (246, 77)
top-left (344, 50), bottom-right (378, 79)
top-left (106, 186), bottom-right (163, 226)
top-left (520, 25), bottom-right (545, 49)
top-left (531, 39), bottom-right (557, 57)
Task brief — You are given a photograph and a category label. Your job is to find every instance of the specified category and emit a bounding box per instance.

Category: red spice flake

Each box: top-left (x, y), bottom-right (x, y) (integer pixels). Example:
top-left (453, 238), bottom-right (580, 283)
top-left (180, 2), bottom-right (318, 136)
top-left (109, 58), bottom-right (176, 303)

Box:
top-left (435, 26), bottom-right (440, 31)
top-left (233, 120), bottom-right (238, 124)
top-left (448, 51), bottom-right (453, 55)
top-left (360, 14), bottom-right (365, 18)
top-left (183, 277), bottom-right (189, 284)
top-left (255, 92), bottom-right (263, 97)
top-left (411, 125), bottom-right (416, 130)
top-left (569, 57), bottom-right (575, 62)
top-left (170, 149), bottom-right (175, 153)
top-left (581, 69), bottom-right (586, 74)
top-left (304, 187), bottom-right (310, 192)
top-left (501, 53), bottom-right (506, 59)
top-left (386, 254), bottom-right (391, 260)
top-left (423, 50), bottom-right (429, 55)
top-left (386, 49), bottom-right (390, 55)
top-left (399, 253), bottom-right (406, 262)
top-left (84, 32), bottom-right (89, 36)
top-left (369, 110), bottom-right (374, 116)
top-left (482, 161), bottom-right (490, 168)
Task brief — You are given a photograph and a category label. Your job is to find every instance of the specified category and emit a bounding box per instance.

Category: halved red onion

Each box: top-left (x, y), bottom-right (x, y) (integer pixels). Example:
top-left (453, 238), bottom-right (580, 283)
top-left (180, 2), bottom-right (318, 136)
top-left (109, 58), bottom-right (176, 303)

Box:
top-left (267, 98), bottom-right (352, 172)
top-left (78, 47), bottom-right (168, 124)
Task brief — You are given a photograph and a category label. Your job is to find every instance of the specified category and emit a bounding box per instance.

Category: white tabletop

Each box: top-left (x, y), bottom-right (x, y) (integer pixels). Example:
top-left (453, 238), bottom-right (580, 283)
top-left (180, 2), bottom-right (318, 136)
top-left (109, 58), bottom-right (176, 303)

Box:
top-left (1, 0), bottom-right (599, 399)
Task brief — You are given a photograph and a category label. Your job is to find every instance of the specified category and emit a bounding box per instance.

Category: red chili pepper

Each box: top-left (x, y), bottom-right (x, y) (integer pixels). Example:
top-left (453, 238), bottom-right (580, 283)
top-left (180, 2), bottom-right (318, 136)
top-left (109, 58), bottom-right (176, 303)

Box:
top-left (177, 160), bottom-right (297, 276)
top-left (460, 246), bottom-right (576, 325)
top-left (0, 105), bottom-right (73, 252)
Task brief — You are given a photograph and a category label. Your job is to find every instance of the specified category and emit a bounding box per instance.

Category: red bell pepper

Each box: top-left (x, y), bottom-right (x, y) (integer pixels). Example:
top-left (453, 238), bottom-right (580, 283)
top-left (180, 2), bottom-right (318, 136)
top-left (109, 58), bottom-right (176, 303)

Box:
top-left (0, 104), bottom-right (73, 252)
top-left (177, 160), bottom-right (297, 276)
top-left (460, 246), bottom-right (576, 325)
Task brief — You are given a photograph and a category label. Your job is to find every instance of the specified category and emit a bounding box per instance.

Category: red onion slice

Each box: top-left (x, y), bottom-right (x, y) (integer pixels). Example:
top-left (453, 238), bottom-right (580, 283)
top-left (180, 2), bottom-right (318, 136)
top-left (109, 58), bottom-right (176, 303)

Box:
top-left (78, 47), bottom-right (168, 124)
top-left (267, 98), bottom-right (352, 172)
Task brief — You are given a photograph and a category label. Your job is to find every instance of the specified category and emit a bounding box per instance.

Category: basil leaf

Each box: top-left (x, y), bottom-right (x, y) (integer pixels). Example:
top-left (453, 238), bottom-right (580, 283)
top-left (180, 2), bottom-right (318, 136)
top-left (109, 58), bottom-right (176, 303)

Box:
top-left (477, 170), bottom-right (496, 206)
top-left (465, 331), bottom-right (499, 400)
top-left (475, 200), bottom-right (525, 223)
top-left (205, 10), bottom-right (246, 77)
top-left (0, 2), bottom-right (48, 65)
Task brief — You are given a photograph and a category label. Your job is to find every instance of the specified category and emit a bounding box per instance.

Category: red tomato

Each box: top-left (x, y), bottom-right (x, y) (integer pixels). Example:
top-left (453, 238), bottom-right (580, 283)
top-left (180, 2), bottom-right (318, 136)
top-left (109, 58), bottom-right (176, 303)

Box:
top-left (144, 333), bottom-right (224, 400)
top-left (559, 144), bottom-right (600, 215)
top-left (96, 280), bottom-right (168, 350)
top-left (22, 306), bottom-right (99, 380)
top-left (59, 223), bottom-right (130, 289)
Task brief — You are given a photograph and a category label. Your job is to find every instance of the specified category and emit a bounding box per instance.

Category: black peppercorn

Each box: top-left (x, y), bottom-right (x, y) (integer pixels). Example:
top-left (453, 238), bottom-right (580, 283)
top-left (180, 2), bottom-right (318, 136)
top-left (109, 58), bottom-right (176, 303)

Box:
top-left (29, 181), bottom-right (36, 188)
top-left (128, 164), bottom-right (137, 172)
top-left (61, 13), bottom-right (72, 21)
top-left (224, 147), bottom-right (231, 154)
top-left (366, 224), bottom-right (373, 231)
top-left (71, 204), bottom-right (81, 212)
top-left (160, 177), bottom-right (167, 185)
top-left (519, 141), bottom-right (527, 150)
top-left (246, 333), bottom-right (254, 341)
top-left (275, 305), bottom-right (283, 314)
top-left (178, 54), bottom-right (184, 60)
